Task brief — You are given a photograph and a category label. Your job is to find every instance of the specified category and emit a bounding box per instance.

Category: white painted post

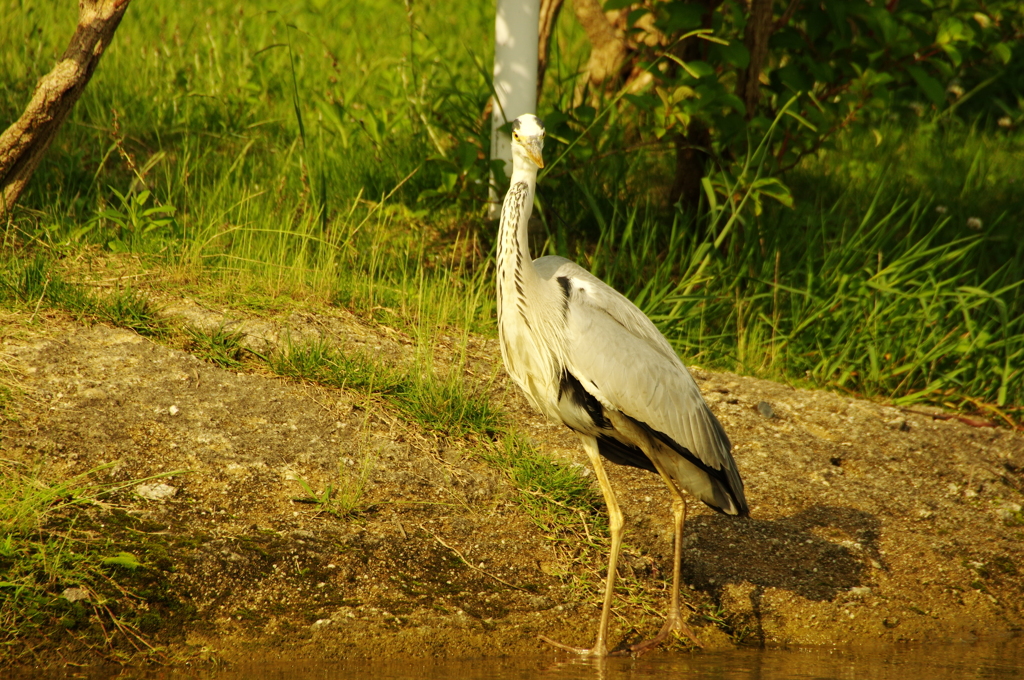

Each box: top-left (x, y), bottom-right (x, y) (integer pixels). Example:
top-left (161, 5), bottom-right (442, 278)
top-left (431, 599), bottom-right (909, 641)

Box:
top-left (489, 0), bottom-right (540, 217)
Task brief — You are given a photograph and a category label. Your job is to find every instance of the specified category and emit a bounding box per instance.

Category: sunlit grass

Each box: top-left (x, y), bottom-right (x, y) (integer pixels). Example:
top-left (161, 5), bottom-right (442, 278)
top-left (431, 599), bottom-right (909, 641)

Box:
top-left (4, 0), bottom-right (1023, 421)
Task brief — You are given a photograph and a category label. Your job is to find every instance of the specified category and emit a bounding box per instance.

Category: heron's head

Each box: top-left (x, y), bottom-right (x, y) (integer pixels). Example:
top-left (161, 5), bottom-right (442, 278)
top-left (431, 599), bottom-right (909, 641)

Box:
top-left (511, 115), bottom-right (545, 170)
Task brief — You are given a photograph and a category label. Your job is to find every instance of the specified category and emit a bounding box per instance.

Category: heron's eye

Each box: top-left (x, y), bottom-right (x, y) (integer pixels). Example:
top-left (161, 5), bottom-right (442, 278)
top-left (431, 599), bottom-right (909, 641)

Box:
top-left (513, 132), bottom-right (519, 141)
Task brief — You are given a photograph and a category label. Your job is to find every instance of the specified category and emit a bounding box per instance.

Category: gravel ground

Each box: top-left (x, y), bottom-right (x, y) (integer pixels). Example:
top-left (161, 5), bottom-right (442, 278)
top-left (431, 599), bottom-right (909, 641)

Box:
top-left (1, 294), bottom-right (1022, 663)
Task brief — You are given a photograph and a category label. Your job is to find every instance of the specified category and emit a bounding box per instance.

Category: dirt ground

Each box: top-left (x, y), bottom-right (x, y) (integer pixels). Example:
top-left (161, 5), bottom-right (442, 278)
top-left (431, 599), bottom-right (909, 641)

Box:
top-left (2, 286), bottom-right (1023, 665)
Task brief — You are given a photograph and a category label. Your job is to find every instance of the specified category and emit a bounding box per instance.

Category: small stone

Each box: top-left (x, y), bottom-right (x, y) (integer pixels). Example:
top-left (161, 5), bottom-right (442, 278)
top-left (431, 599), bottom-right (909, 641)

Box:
top-left (168, 405), bottom-right (180, 416)
top-left (61, 587), bottom-right (91, 602)
top-left (887, 418), bottom-right (910, 431)
top-left (997, 502), bottom-right (1023, 524)
top-left (757, 401), bottom-right (775, 418)
top-left (136, 482), bottom-right (178, 502)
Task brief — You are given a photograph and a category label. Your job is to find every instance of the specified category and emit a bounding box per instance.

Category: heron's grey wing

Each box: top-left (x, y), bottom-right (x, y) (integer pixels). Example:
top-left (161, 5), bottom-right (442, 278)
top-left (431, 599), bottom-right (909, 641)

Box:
top-left (534, 257), bottom-right (679, 365)
top-left (540, 258), bottom-right (747, 515)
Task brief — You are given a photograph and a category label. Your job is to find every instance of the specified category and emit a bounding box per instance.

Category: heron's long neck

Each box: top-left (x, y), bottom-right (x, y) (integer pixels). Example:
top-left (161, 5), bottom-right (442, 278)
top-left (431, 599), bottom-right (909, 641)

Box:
top-left (496, 168), bottom-right (539, 326)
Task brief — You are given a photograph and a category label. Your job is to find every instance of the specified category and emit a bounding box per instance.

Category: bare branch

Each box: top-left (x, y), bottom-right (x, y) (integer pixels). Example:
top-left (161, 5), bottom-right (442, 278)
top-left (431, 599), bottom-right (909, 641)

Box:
top-left (0, 0), bottom-right (132, 215)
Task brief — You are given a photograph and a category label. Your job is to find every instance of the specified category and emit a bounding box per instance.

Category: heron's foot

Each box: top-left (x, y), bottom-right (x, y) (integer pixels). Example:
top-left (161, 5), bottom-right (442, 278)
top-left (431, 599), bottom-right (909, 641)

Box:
top-left (538, 634), bottom-right (629, 657)
top-left (629, 612), bottom-right (704, 655)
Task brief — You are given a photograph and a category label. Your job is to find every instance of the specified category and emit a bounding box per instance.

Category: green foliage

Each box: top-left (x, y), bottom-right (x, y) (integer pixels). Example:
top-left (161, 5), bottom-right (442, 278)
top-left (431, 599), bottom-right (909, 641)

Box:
top-left (289, 466), bottom-right (372, 520)
top-left (99, 287), bottom-right (167, 337)
top-left (1, 256), bottom-right (93, 313)
top-left (270, 338), bottom-right (502, 438)
top-left (101, 552), bottom-right (143, 571)
top-left (3, 0), bottom-right (1022, 425)
top-left (270, 337), bottom-right (403, 395)
top-left (90, 189), bottom-right (177, 253)
top-left (608, 0), bottom-right (1024, 207)
top-left (587, 161), bottom-right (1024, 414)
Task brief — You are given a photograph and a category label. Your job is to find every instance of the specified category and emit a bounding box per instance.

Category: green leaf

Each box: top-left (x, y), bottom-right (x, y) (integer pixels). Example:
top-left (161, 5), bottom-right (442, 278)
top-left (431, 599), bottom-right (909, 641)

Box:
top-left (936, 16), bottom-right (968, 46)
top-left (623, 93), bottom-right (658, 111)
top-left (992, 42), bottom-right (1012, 65)
top-left (906, 66), bottom-right (946, 107)
top-left (102, 552), bottom-right (142, 570)
top-left (700, 177), bottom-right (718, 213)
top-left (777, 64), bottom-right (813, 92)
top-left (718, 93), bottom-right (746, 116)
top-left (666, 55), bottom-right (714, 79)
top-left (783, 108), bottom-right (818, 132)
top-left (712, 40), bottom-right (750, 68)
top-left (943, 45), bottom-right (962, 68)
top-left (661, 3), bottom-right (704, 33)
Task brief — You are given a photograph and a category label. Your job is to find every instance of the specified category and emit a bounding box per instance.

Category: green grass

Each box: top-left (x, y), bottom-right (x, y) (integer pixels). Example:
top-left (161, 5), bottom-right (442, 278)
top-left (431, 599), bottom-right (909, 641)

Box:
top-left (6, 0), bottom-right (1020, 423)
top-left (0, 253), bottom-right (600, 545)
top-left (1, 256), bottom-right (167, 337)
top-left (1, 0), bottom-right (1022, 536)
top-left (289, 466), bottom-right (373, 520)
top-left (0, 462), bottom-right (188, 663)
top-left (269, 337), bottom-right (505, 438)
top-left (482, 433), bottom-right (605, 541)
top-left (0, 1), bottom-right (1020, 599)
top-left (184, 323), bottom-right (248, 369)
top-left (3, 0), bottom-right (1023, 659)
top-left (563, 119), bottom-right (1024, 419)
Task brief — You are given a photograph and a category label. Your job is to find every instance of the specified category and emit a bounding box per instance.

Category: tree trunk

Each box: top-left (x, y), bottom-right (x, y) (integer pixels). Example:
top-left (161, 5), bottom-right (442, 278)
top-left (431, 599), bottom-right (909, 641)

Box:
top-left (670, 1), bottom-right (720, 211)
top-left (669, 121), bottom-right (711, 210)
top-left (572, 0), bottom-right (627, 104)
top-left (735, 0), bottom-right (775, 119)
top-left (537, 0), bottom-right (565, 104)
top-left (0, 0), bottom-right (132, 215)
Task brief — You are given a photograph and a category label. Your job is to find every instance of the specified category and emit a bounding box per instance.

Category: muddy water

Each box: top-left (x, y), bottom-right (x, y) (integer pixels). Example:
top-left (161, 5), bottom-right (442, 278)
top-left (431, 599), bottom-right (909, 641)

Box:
top-left (15, 641), bottom-right (1024, 680)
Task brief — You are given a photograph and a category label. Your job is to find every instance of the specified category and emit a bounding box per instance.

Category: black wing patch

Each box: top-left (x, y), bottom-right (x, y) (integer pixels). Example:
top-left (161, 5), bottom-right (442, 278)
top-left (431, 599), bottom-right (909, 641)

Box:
top-left (626, 413), bottom-right (748, 517)
top-left (559, 370), bottom-right (657, 473)
top-left (558, 370), bottom-right (746, 515)
top-left (597, 436), bottom-right (657, 473)
top-left (558, 370), bottom-right (609, 429)
top-left (556, 276), bottom-right (571, 298)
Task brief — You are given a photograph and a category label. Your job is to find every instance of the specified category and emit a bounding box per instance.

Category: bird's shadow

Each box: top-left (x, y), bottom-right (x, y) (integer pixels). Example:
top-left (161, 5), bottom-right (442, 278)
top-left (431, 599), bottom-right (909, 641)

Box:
top-left (679, 505), bottom-right (884, 639)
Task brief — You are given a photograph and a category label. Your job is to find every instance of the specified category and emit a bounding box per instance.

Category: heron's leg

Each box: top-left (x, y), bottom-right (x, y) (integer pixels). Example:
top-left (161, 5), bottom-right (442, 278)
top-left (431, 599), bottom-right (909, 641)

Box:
top-left (630, 462), bottom-right (703, 654)
top-left (539, 435), bottom-right (624, 657)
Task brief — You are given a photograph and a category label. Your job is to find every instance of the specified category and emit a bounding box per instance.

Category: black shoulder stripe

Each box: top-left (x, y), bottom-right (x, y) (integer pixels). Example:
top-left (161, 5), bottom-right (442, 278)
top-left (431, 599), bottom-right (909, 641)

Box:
top-left (556, 276), bottom-right (571, 299)
top-left (556, 276), bottom-right (571, 317)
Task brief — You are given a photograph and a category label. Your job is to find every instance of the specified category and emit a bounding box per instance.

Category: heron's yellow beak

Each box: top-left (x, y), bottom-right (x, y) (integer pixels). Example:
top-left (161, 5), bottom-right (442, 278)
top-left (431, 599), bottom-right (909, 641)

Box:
top-left (525, 143), bottom-right (545, 169)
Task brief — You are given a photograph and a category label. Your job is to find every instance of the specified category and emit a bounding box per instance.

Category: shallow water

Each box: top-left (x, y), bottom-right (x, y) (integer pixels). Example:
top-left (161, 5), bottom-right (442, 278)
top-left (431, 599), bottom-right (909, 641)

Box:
top-left (14, 640), bottom-right (1024, 680)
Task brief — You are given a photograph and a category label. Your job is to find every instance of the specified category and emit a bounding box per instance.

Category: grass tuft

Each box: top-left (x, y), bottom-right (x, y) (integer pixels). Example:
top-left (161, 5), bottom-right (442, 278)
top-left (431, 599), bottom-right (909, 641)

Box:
top-left (98, 287), bottom-right (167, 337)
top-left (482, 433), bottom-right (604, 541)
top-left (184, 324), bottom-right (249, 369)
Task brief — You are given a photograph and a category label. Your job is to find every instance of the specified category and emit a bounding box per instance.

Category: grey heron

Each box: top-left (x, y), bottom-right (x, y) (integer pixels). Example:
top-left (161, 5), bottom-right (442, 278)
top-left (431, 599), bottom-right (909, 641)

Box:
top-left (496, 114), bottom-right (749, 657)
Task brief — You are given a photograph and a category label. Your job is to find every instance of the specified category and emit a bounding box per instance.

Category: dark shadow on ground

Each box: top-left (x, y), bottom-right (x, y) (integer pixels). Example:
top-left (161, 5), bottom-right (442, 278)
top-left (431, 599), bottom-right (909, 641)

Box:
top-left (684, 505), bottom-right (884, 601)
